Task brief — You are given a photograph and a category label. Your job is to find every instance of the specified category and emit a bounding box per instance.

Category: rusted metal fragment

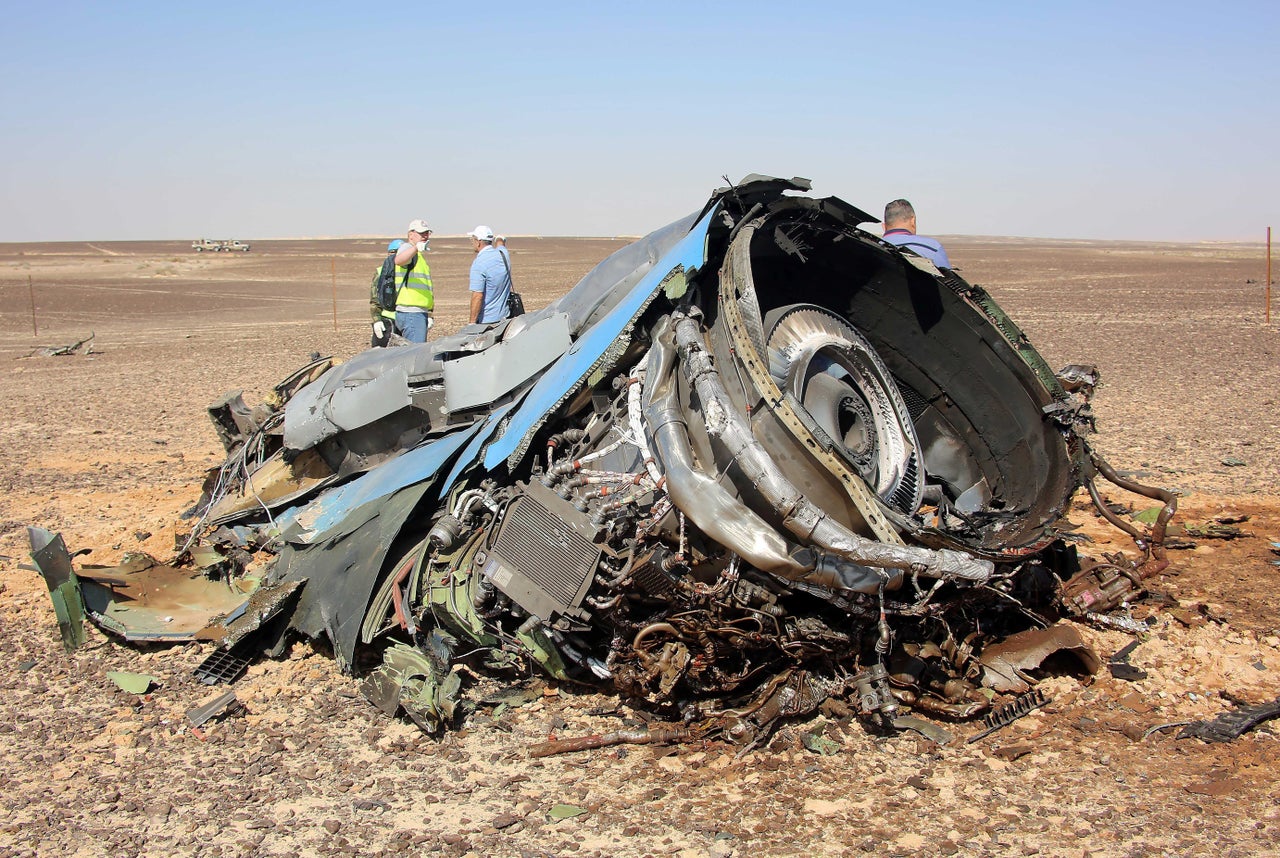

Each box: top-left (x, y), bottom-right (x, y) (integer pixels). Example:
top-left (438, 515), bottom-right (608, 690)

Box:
top-left (967, 689), bottom-right (1050, 743)
top-left (528, 725), bottom-right (695, 758)
top-left (992, 742), bottom-right (1036, 761)
top-left (980, 625), bottom-right (1100, 694)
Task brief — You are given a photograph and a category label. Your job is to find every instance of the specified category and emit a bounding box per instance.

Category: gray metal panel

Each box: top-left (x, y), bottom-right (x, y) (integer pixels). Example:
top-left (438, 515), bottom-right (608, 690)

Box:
top-left (283, 379), bottom-right (339, 450)
top-left (283, 344), bottom-right (443, 450)
top-left (329, 363), bottom-right (411, 431)
top-left (442, 313), bottom-right (571, 413)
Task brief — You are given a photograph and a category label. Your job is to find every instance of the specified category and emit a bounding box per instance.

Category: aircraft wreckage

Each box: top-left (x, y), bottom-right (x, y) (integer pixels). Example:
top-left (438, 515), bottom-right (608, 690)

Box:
top-left (31, 175), bottom-right (1177, 749)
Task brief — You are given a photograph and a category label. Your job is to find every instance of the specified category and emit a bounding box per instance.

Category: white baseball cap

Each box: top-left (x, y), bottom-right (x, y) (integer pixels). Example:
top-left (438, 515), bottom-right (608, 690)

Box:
top-left (468, 225), bottom-right (495, 242)
top-left (407, 219), bottom-right (431, 234)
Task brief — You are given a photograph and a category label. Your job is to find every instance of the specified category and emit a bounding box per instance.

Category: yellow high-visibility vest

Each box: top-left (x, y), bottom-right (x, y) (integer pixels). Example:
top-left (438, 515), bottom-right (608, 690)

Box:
top-left (396, 254), bottom-right (434, 310)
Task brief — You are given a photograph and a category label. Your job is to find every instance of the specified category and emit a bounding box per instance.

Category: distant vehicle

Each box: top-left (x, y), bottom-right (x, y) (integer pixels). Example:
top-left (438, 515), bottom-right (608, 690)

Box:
top-left (191, 239), bottom-right (251, 252)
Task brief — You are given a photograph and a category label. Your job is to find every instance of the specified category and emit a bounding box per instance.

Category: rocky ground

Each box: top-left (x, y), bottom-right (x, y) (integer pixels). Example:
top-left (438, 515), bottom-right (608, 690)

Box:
top-left (0, 234), bottom-right (1277, 857)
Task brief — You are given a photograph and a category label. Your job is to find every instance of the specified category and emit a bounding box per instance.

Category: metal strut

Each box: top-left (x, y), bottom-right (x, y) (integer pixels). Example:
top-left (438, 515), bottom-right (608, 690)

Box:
top-left (1084, 445), bottom-right (1177, 574)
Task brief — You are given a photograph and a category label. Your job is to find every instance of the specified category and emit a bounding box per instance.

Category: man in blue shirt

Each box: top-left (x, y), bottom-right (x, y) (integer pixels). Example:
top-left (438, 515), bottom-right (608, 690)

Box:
top-left (881, 199), bottom-right (952, 268)
top-left (467, 225), bottom-right (513, 324)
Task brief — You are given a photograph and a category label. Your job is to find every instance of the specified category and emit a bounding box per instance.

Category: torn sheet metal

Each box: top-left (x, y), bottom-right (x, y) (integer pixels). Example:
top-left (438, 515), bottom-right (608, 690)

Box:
top-left (980, 625), bottom-right (1101, 694)
top-left (360, 642), bottom-right (463, 735)
top-left (204, 448), bottom-right (338, 525)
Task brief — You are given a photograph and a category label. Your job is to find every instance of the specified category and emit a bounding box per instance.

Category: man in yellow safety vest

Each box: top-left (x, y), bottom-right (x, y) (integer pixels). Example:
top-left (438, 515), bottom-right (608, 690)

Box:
top-left (391, 218), bottom-right (435, 342)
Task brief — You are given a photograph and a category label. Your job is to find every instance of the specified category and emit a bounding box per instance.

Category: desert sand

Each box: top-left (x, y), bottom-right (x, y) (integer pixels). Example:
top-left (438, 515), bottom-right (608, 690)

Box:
top-left (1, 235), bottom-right (1277, 857)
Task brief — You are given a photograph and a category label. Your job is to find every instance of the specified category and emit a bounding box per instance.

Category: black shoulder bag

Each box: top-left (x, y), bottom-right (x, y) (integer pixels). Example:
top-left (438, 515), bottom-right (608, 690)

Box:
top-left (498, 249), bottom-right (525, 317)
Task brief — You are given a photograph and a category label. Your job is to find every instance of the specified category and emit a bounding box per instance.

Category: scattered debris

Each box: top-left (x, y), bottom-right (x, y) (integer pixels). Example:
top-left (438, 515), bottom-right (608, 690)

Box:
top-left (546, 804), bottom-right (588, 822)
top-left (800, 728), bottom-right (842, 756)
top-left (1086, 612), bottom-right (1152, 635)
top-left (1141, 720), bottom-right (1194, 741)
top-left (1108, 639), bottom-right (1149, 681)
top-left (528, 725), bottom-right (695, 758)
top-left (967, 690), bottom-right (1050, 743)
top-left (1178, 697), bottom-right (1280, 743)
top-left (891, 715), bottom-right (954, 745)
top-left (1180, 522), bottom-right (1250, 540)
top-left (991, 742), bottom-right (1037, 761)
top-left (186, 690), bottom-right (244, 727)
top-left (21, 333), bottom-right (95, 358)
top-left (107, 671), bottom-right (157, 694)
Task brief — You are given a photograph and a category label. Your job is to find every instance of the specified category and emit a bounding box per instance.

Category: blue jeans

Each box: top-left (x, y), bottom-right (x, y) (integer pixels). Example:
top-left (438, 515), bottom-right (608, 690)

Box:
top-left (397, 310), bottom-right (428, 343)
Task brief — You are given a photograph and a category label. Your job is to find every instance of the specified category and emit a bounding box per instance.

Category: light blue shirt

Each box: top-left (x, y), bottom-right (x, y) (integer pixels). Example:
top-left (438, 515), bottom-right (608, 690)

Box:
top-left (469, 245), bottom-right (512, 324)
top-left (883, 229), bottom-right (952, 268)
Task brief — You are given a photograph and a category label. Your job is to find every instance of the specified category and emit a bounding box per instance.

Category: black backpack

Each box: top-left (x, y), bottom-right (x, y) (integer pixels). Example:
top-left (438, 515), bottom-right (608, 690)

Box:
top-left (373, 255), bottom-right (411, 312)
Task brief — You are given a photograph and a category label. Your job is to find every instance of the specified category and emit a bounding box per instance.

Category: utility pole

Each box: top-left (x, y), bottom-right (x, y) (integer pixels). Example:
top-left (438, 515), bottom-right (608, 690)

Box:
top-left (28, 275), bottom-right (37, 336)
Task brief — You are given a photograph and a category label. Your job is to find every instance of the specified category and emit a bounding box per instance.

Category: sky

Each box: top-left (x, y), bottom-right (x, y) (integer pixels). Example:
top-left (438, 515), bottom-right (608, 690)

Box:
top-left (1, 1), bottom-right (1277, 242)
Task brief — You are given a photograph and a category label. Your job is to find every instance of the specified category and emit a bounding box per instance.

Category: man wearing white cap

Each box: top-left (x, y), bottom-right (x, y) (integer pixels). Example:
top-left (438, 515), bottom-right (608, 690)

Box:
top-left (467, 225), bottom-right (512, 325)
top-left (391, 219), bottom-right (435, 342)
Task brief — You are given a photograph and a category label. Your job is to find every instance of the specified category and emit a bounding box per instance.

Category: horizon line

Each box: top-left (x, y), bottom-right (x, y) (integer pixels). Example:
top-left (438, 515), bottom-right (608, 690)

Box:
top-left (0, 232), bottom-right (1272, 247)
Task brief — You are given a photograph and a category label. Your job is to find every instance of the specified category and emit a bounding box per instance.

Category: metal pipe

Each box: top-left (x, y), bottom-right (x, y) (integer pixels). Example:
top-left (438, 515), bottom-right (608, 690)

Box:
top-left (641, 321), bottom-right (817, 580)
top-left (1087, 448), bottom-right (1177, 571)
